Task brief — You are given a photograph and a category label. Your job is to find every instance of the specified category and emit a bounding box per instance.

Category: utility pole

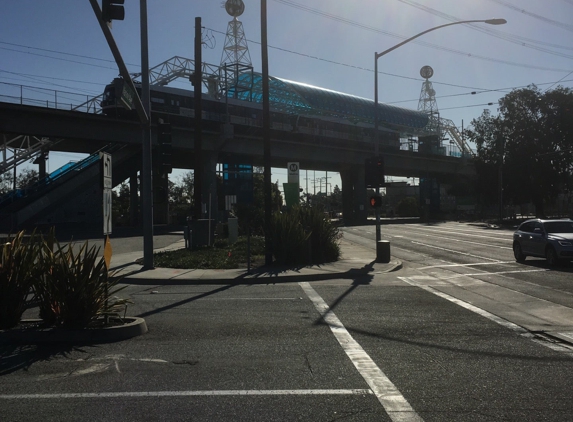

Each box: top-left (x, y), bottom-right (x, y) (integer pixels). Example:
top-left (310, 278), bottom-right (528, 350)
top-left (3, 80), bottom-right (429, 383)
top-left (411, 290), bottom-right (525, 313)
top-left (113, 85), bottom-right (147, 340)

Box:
top-left (261, 0), bottom-right (272, 265)
top-left (193, 17), bottom-right (203, 220)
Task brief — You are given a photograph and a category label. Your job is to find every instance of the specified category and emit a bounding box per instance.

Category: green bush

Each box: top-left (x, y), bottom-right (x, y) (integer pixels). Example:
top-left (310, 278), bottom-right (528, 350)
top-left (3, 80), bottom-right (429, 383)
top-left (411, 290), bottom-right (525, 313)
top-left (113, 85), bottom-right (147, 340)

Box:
top-left (270, 211), bottom-right (311, 265)
top-left (396, 197), bottom-right (419, 217)
top-left (270, 206), bottom-right (341, 266)
top-left (34, 235), bottom-right (130, 329)
top-left (0, 231), bottom-right (41, 329)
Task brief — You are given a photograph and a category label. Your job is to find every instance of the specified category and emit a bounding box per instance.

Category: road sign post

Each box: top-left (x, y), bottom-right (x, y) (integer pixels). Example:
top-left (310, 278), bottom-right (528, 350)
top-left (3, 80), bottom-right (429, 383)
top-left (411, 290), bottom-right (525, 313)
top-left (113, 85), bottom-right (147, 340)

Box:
top-left (100, 152), bottom-right (112, 236)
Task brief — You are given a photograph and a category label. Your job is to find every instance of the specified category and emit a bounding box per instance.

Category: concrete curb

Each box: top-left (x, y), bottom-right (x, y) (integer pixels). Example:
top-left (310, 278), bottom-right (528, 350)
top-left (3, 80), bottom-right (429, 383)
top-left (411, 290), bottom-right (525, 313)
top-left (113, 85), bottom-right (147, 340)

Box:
top-left (0, 317), bottom-right (148, 345)
top-left (116, 260), bottom-right (403, 286)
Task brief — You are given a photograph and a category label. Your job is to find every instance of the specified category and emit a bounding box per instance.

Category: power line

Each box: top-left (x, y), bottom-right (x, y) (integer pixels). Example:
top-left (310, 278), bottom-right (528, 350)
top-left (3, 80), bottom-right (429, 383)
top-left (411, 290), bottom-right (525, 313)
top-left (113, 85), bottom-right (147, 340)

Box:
top-left (485, 0), bottom-right (573, 32)
top-left (209, 26), bottom-right (570, 95)
top-left (0, 41), bottom-right (139, 67)
top-left (0, 46), bottom-right (119, 71)
top-left (273, 0), bottom-right (573, 65)
top-left (388, 79), bottom-right (573, 105)
top-left (393, 0), bottom-right (573, 58)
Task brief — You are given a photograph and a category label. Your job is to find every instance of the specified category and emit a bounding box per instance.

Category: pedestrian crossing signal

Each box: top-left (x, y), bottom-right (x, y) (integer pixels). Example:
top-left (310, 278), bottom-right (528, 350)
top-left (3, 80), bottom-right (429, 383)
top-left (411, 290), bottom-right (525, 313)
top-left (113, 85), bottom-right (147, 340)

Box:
top-left (365, 156), bottom-right (385, 188)
top-left (369, 195), bottom-right (382, 208)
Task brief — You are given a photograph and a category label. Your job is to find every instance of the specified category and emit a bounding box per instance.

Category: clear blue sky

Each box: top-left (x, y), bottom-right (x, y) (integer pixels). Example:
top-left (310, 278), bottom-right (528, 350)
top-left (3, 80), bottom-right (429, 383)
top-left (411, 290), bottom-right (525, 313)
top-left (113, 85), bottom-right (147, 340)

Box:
top-left (2, 0), bottom-right (572, 193)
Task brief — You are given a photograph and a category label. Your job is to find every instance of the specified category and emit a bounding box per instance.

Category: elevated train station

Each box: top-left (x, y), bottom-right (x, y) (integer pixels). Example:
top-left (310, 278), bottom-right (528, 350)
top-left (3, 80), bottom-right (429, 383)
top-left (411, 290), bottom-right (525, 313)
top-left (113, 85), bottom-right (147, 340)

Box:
top-left (0, 53), bottom-right (475, 232)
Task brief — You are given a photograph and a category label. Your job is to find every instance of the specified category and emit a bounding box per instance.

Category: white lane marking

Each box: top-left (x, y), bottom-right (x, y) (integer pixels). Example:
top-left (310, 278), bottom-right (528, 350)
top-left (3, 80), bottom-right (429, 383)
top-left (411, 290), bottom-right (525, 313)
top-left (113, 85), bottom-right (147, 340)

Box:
top-left (419, 261), bottom-right (516, 269)
top-left (37, 364), bottom-right (111, 381)
top-left (0, 390), bottom-right (373, 400)
top-left (411, 241), bottom-right (503, 261)
top-left (76, 355), bottom-right (169, 364)
top-left (399, 225), bottom-right (513, 240)
top-left (399, 277), bottom-right (529, 334)
top-left (399, 277), bottom-right (573, 357)
top-left (411, 234), bottom-right (512, 250)
top-left (300, 282), bottom-right (423, 422)
top-left (440, 269), bottom-right (548, 278)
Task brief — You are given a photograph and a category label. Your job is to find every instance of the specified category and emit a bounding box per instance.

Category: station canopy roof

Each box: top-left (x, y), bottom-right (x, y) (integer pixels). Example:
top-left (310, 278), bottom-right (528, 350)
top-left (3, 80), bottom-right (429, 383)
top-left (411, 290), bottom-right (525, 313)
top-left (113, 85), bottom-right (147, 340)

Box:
top-left (227, 72), bottom-right (429, 132)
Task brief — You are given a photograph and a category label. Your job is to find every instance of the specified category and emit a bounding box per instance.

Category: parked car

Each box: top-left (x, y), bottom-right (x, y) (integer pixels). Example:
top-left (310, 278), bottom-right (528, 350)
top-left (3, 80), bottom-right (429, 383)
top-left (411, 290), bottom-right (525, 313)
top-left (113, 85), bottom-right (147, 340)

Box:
top-left (513, 218), bottom-right (573, 266)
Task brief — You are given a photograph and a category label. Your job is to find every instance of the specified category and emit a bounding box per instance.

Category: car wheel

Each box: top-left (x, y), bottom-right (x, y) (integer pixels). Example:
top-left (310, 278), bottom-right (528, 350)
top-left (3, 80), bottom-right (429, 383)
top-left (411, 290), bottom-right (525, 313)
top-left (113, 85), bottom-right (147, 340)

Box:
top-left (513, 242), bottom-right (526, 262)
top-left (545, 246), bottom-right (559, 266)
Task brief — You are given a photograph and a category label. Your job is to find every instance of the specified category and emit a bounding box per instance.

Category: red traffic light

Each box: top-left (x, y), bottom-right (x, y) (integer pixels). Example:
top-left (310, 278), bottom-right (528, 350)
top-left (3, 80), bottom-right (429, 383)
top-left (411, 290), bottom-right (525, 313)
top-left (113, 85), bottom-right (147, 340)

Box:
top-left (369, 195), bottom-right (382, 208)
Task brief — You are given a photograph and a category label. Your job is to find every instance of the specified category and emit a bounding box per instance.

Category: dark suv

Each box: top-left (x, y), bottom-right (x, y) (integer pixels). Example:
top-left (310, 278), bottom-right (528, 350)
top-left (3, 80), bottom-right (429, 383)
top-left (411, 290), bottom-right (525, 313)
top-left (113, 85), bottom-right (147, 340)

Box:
top-left (513, 219), bottom-right (573, 266)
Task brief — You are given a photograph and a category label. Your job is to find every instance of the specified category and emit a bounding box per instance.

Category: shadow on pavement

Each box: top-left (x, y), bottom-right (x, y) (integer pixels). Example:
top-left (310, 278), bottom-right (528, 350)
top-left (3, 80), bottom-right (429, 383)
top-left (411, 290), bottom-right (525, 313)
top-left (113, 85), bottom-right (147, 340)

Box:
top-left (0, 343), bottom-right (91, 376)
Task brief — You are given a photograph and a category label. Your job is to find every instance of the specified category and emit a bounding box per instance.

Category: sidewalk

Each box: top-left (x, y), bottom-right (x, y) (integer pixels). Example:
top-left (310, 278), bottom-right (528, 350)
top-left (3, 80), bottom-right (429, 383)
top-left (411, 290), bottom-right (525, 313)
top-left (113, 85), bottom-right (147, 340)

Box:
top-left (110, 236), bottom-right (401, 285)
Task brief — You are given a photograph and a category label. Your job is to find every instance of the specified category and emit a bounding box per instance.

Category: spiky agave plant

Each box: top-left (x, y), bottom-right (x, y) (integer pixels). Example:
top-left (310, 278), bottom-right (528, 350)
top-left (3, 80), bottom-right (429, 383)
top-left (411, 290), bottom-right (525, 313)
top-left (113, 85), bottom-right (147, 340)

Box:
top-left (35, 233), bottom-right (130, 329)
top-left (0, 230), bottom-right (41, 329)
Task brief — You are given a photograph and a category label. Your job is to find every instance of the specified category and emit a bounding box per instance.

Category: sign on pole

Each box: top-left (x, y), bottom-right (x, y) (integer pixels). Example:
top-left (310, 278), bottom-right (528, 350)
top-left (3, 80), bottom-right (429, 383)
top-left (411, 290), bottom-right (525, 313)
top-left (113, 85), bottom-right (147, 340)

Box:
top-left (100, 152), bottom-right (113, 235)
top-left (287, 162), bottom-right (299, 184)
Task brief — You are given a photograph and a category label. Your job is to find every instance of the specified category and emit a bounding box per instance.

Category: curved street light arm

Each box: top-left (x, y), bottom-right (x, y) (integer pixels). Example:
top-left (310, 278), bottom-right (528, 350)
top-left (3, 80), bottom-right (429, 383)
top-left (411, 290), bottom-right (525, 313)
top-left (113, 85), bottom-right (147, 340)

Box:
top-left (376, 19), bottom-right (506, 59)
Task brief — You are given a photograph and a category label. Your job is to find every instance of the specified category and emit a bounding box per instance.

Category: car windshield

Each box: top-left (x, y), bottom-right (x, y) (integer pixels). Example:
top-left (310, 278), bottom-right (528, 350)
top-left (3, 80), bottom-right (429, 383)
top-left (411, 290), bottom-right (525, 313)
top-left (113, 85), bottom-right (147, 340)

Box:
top-left (543, 221), bottom-right (573, 234)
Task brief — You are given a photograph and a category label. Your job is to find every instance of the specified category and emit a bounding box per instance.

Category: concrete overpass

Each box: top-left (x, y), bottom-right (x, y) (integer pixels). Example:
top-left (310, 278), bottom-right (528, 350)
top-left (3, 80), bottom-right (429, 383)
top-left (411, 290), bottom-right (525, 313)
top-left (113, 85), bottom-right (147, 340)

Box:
top-left (0, 77), bottom-right (475, 231)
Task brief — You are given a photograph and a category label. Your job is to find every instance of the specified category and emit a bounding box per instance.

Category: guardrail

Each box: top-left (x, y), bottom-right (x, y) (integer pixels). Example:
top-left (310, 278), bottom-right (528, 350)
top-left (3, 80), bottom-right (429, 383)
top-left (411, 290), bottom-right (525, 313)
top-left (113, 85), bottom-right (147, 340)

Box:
top-left (0, 82), bottom-right (102, 114)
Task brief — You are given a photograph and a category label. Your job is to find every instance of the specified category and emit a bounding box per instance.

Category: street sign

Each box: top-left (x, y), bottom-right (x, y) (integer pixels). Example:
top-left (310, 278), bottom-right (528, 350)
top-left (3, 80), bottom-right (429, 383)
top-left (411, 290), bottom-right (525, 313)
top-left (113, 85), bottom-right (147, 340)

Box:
top-left (287, 162), bottom-right (299, 184)
top-left (100, 152), bottom-right (113, 235)
top-left (100, 152), bottom-right (112, 189)
top-left (103, 235), bottom-right (113, 269)
top-left (103, 188), bottom-right (112, 235)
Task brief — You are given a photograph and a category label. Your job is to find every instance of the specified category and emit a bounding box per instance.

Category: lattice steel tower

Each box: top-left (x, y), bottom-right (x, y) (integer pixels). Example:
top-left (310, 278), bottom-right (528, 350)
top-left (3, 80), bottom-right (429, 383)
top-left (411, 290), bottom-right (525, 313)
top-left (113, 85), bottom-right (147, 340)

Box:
top-left (417, 65), bottom-right (440, 133)
top-left (221, 0), bottom-right (252, 67)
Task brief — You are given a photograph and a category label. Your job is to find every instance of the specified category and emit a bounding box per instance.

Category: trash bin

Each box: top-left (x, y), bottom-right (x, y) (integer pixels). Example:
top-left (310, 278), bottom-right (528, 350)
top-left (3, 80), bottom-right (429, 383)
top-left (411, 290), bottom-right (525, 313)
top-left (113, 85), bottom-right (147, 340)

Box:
top-left (376, 240), bottom-right (390, 263)
top-left (188, 219), bottom-right (215, 249)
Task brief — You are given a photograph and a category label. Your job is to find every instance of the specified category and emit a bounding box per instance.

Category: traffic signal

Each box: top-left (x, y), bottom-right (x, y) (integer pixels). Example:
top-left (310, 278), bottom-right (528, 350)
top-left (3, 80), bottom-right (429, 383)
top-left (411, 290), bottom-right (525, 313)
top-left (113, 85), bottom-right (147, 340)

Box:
top-left (158, 122), bottom-right (172, 174)
top-left (365, 156), bottom-right (385, 188)
top-left (369, 195), bottom-right (382, 208)
top-left (102, 0), bottom-right (125, 23)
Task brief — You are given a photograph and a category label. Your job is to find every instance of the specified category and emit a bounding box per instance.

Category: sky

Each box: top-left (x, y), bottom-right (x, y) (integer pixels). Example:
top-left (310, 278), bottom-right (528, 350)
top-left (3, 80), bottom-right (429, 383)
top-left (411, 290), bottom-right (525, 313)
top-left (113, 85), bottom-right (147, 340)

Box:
top-left (1, 0), bottom-right (573, 195)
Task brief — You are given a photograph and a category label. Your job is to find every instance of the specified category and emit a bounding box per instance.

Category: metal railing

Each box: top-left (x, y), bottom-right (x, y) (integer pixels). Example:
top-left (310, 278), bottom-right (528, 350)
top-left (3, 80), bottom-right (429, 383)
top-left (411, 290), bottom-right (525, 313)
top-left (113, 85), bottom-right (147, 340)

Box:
top-left (0, 82), bottom-right (102, 114)
top-left (0, 144), bottom-right (121, 208)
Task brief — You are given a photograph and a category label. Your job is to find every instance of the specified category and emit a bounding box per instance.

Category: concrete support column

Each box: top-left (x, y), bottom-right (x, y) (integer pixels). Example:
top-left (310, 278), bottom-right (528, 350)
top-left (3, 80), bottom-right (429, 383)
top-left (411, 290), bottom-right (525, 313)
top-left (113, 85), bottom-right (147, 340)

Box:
top-left (341, 165), bottom-right (367, 225)
top-left (153, 170), bottom-right (169, 225)
top-left (200, 150), bottom-right (219, 222)
top-left (129, 171), bottom-right (139, 227)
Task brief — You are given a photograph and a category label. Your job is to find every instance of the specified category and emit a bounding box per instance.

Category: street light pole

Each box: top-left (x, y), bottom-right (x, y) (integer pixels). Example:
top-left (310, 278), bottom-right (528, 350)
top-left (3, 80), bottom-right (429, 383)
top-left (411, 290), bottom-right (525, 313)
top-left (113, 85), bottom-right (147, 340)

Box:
top-left (261, 0), bottom-right (273, 266)
top-left (373, 18), bottom-right (506, 243)
top-left (140, 0), bottom-right (154, 270)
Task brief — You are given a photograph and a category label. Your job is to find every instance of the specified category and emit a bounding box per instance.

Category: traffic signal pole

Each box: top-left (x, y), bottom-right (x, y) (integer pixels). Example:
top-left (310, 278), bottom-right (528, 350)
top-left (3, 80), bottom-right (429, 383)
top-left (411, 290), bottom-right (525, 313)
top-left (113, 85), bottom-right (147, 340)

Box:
top-left (373, 55), bottom-right (381, 243)
top-left (90, 0), bottom-right (154, 269)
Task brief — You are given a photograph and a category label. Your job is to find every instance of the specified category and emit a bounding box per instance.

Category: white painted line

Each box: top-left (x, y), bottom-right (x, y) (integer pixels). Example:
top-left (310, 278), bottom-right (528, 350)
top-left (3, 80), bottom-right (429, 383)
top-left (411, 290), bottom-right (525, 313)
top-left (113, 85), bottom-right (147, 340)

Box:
top-left (0, 389), bottom-right (373, 400)
top-left (399, 277), bottom-right (573, 357)
top-left (399, 277), bottom-right (528, 334)
top-left (300, 282), bottom-right (423, 422)
top-left (411, 241), bottom-right (503, 262)
top-left (407, 233), bottom-right (512, 250)
top-left (441, 269), bottom-right (548, 278)
top-left (419, 261), bottom-right (516, 269)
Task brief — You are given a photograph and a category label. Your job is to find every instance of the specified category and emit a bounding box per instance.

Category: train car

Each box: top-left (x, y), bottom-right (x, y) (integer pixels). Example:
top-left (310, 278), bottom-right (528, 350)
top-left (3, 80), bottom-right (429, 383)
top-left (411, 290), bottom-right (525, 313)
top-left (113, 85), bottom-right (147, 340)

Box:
top-left (100, 77), bottom-right (400, 150)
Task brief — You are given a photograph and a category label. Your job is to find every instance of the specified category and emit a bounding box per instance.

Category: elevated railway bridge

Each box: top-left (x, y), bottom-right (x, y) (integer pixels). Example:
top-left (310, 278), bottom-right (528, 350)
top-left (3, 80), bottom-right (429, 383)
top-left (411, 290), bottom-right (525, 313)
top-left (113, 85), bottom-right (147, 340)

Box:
top-left (0, 57), bottom-right (475, 231)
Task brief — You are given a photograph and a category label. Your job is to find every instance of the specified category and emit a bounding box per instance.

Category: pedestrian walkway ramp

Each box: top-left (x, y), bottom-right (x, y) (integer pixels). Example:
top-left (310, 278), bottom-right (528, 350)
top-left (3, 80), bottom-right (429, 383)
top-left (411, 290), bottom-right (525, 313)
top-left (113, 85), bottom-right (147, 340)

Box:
top-left (0, 144), bottom-right (139, 232)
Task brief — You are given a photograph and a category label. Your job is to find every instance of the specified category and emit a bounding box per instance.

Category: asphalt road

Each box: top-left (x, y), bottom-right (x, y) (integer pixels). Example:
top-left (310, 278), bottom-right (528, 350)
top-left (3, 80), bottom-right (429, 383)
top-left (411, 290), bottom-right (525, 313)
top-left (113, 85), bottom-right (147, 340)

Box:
top-left (2, 222), bottom-right (573, 421)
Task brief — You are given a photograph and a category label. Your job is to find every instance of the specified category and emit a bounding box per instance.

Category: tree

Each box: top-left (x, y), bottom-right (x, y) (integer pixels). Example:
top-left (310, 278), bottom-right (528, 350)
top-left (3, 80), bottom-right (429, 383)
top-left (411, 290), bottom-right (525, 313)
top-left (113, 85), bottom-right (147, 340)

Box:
top-left (234, 172), bottom-right (283, 236)
top-left (112, 182), bottom-right (130, 226)
top-left (0, 168), bottom-right (39, 196)
top-left (467, 85), bottom-right (573, 217)
top-left (169, 171), bottom-right (194, 225)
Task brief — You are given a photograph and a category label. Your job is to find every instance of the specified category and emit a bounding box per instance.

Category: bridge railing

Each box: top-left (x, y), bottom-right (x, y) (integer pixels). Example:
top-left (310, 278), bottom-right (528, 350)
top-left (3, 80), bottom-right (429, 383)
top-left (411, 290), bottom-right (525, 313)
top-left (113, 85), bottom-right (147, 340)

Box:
top-left (0, 82), bottom-right (101, 114)
top-left (0, 144), bottom-right (121, 208)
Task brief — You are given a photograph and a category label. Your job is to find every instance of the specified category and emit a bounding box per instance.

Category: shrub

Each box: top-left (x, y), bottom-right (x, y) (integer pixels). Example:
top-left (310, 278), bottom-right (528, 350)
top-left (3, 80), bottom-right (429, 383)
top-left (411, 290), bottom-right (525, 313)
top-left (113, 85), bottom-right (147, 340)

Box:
top-left (0, 231), bottom-right (41, 329)
top-left (270, 206), bottom-right (341, 266)
top-left (396, 197), bottom-right (419, 217)
top-left (34, 233), bottom-right (130, 329)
